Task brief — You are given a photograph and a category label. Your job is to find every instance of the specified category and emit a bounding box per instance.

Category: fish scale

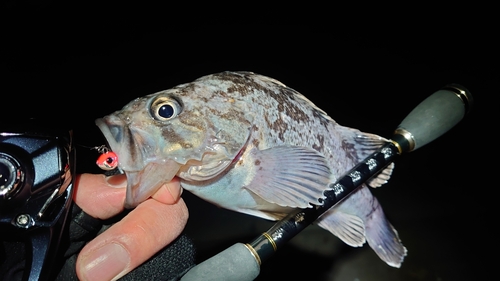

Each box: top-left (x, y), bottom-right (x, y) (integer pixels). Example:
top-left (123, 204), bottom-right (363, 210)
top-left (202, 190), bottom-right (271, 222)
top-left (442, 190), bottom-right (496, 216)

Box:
top-left (96, 71), bottom-right (406, 267)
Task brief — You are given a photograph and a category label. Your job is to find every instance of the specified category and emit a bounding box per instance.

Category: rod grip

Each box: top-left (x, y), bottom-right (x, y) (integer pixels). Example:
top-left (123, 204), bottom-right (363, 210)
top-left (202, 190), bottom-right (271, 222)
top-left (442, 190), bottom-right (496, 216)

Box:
top-left (394, 84), bottom-right (473, 152)
top-left (180, 243), bottom-right (260, 281)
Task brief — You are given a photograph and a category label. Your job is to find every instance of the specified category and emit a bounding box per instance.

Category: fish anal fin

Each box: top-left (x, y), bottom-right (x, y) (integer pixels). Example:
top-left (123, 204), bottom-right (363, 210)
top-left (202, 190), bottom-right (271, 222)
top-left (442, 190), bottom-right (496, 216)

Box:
top-left (367, 162), bottom-right (395, 188)
top-left (316, 210), bottom-right (366, 247)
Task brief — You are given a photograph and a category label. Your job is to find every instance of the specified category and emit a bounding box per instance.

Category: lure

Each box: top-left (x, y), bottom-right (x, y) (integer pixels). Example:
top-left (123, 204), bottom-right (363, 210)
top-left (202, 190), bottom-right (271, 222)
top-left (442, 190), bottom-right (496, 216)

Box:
top-left (95, 145), bottom-right (118, 170)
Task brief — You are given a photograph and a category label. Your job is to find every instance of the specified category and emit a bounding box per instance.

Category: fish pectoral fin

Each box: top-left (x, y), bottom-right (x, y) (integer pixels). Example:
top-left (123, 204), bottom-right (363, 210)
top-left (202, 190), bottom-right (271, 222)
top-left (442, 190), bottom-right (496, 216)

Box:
top-left (243, 146), bottom-right (332, 208)
top-left (367, 162), bottom-right (394, 188)
top-left (316, 210), bottom-right (366, 247)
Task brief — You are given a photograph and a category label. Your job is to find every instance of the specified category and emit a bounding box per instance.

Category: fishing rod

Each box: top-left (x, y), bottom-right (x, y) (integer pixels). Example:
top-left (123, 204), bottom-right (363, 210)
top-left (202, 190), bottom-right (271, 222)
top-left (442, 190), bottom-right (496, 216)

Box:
top-left (181, 84), bottom-right (473, 281)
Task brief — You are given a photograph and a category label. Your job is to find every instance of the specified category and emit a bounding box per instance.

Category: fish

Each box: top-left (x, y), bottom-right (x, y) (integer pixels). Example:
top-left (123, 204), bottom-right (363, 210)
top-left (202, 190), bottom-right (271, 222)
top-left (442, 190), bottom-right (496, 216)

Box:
top-left (95, 71), bottom-right (407, 267)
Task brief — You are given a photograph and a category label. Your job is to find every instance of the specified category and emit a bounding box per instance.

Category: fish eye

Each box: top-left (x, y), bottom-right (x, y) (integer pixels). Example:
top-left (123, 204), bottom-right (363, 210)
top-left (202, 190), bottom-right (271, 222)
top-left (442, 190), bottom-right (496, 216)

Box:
top-left (150, 96), bottom-right (183, 121)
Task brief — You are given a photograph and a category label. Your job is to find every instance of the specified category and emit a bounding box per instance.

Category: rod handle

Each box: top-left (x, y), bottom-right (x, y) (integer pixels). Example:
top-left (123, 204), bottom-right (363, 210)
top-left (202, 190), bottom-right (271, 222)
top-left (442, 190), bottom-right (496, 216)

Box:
top-left (393, 84), bottom-right (473, 153)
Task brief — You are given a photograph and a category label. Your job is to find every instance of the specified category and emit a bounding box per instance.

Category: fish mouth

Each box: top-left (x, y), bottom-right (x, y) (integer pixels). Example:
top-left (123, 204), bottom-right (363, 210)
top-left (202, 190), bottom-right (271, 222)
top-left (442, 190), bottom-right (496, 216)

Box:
top-left (95, 115), bottom-right (146, 172)
top-left (96, 115), bottom-right (182, 208)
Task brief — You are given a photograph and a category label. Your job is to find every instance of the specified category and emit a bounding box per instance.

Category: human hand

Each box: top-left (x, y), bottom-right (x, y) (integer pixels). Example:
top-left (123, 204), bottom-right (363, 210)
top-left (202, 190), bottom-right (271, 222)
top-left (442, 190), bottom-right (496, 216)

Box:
top-left (73, 173), bottom-right (188, 281)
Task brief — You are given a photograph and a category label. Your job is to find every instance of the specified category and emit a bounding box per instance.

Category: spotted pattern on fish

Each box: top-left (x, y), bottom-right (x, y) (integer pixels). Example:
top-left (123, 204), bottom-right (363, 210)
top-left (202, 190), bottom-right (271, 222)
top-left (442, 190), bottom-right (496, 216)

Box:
top-left (95, 71), bottom-right (407, 268)
top-left (312, 134), bottom-right (325, 152)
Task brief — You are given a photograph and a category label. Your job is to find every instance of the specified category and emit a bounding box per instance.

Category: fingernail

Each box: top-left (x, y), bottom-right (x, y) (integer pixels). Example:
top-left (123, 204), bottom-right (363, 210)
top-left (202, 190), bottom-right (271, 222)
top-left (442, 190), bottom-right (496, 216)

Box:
top-left (81, 243), bottom-right (130, 281)
top-left (167, 184), bottom-right (182, 201)
top-left (105, 174), bottom-right (127, 188)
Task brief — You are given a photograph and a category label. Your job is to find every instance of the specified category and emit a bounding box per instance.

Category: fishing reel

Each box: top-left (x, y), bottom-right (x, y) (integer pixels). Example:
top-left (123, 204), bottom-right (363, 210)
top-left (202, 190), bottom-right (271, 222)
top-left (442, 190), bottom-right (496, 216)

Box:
top-left (0, 119), bottom-right (75, 281)
top-left (0, 120), bottom-right (195, 281)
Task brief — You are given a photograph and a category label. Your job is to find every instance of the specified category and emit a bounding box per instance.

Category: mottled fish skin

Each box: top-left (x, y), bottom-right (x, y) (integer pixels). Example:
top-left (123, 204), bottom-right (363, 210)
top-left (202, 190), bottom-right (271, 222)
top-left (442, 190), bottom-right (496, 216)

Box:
top-left (96, 71), bottom-right (407, 267)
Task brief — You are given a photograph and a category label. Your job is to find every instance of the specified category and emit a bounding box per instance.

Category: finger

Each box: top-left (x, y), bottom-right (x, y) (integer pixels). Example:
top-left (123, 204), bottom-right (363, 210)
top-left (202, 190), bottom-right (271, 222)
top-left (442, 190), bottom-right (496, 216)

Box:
top-left (73, 173), bottom-right (127, 219)
top-left (151, 176), bottom-right (183, 204)
top-left (74, 174), bottom-right (184, 218)
top-left (76, 197), bottom-right (189, 281)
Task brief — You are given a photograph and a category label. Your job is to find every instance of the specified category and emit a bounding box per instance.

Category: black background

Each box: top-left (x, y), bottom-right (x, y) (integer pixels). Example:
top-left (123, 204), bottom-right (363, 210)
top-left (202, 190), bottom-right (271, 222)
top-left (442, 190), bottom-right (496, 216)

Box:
top-left (1, 2), bottom-right (497, 280)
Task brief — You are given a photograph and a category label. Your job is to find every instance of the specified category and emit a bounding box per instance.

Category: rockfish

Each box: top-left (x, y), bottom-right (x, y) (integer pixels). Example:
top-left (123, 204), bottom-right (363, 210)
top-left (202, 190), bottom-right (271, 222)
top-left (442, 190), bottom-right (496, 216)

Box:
top-left (96, 71), bottom-right (407, 267)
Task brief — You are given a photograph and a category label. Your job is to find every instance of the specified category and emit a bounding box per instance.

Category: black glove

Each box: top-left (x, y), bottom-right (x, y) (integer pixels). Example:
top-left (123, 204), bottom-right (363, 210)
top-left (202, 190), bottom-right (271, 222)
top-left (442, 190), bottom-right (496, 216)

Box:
top-left (1, 203), bottom-right (196, 281)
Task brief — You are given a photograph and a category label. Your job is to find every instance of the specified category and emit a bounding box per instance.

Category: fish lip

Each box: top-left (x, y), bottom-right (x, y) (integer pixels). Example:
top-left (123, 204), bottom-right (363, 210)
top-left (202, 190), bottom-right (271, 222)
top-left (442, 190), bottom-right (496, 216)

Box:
top-left (95, 116), bottom-right (122, 156)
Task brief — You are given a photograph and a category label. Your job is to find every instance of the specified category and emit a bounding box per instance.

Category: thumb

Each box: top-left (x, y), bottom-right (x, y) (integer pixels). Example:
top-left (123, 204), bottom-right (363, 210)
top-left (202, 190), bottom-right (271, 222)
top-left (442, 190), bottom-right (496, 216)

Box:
top-left (76, 198), bottom-right (188, 281)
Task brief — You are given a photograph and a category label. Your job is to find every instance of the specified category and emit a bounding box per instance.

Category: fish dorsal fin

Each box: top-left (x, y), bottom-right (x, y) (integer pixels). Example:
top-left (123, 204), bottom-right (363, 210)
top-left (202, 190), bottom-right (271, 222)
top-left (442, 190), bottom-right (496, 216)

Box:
top-left (338, 126), bottom-right (389, 160)
top-left (243, 146), bottom-right (332, 208)
top-left (316, 210), bottom-right (366, 247)
top-left (339, 126), bottom-right (394, 188)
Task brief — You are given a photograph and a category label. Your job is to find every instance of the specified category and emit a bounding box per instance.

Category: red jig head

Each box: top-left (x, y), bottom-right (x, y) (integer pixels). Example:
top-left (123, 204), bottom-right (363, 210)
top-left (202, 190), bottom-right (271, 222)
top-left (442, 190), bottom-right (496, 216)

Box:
top-left (95, 146), bottom-right (118, 170)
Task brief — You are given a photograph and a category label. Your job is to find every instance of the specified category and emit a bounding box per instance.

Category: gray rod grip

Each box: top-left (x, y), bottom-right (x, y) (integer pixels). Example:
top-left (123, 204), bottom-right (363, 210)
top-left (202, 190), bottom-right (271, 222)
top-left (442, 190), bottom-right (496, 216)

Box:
top-left (180, 243), bottom-right (260, 281)
top-left (394, 84), bottom-right (473, 152)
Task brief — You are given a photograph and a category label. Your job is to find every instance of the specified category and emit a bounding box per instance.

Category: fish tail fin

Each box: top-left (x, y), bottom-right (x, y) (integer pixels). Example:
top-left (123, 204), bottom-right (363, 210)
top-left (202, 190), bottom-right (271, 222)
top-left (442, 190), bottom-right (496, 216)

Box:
top-left (365, 200), bottom-right (407, 268)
